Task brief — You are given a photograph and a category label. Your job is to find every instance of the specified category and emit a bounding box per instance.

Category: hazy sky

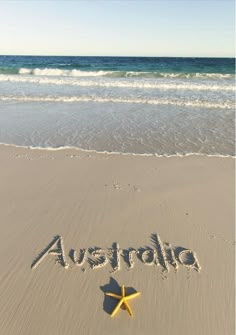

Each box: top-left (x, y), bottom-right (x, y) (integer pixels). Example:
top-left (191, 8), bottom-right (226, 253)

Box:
top-left (0, 0), bottom-right (234, 57)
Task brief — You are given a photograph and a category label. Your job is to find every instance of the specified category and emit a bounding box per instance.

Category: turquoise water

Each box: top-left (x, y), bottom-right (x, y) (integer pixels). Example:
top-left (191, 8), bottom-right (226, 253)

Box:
top-left (0, 56), bottom-right (234, 155)
top-left (0, 56), bottom-right (234, 75)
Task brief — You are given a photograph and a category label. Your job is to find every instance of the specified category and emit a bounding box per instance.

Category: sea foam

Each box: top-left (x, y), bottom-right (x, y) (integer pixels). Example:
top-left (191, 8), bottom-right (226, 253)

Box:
top-left (0, 95), bottom-right (234, 109)
top-left (18, 68), bottom-right (115, 77)
top-left (0, 74), bottom-right (234, 92)
top-left (17, 68), bottom-right (235, 79)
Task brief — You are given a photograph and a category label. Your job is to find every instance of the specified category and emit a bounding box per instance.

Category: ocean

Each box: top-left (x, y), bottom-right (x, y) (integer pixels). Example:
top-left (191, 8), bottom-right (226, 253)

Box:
top-left (0, 55), bottom-right (234, 156)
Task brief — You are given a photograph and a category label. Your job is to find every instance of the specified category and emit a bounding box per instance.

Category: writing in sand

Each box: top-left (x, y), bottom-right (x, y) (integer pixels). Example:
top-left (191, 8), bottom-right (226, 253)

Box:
top-left (31, 233), bottom-right (201, 273)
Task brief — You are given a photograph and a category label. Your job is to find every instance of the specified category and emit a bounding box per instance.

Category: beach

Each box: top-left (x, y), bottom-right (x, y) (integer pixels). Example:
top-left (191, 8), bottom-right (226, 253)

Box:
top-left (0, 0), bottom-right (235, 332)
top-left (0, 144), bottom-right (234, 334)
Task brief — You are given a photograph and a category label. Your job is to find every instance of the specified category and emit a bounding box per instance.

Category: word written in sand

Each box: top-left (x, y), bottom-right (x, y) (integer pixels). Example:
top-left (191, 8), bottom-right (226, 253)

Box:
top-left (31, 234), bottom-right (201, 274)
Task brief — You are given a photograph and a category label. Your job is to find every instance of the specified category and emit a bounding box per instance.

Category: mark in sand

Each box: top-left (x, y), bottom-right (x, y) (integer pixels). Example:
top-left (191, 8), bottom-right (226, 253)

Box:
top-left (31, 233), bottom-right (201, 275)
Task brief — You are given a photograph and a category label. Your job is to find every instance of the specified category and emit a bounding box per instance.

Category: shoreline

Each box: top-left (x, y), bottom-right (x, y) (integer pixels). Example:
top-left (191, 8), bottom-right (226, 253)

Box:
top-left (0, 142), bottom-right (234, 158)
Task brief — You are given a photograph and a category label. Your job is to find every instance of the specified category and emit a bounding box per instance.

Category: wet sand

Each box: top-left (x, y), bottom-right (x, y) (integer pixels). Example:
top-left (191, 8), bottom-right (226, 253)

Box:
top-left (0, 144), bottom-right (234, 335)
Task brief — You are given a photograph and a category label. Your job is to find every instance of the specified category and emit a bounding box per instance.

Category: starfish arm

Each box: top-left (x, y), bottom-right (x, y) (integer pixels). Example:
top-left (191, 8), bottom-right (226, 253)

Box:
top-left (121, 285), bottom-right (125, 297)
top-left (125, 292), bottom-right (141, 300)
top-left (123, 300), bottom-right (133, 317)
top-left (111, 299), bottom-right (123, 317)
top-left (105, 292), bottom-right (122, 299)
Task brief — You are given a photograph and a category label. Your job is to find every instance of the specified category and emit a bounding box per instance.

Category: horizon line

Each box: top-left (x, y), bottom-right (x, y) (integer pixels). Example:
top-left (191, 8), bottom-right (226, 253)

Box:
top-left (0, 54), bottom-right (234, 59)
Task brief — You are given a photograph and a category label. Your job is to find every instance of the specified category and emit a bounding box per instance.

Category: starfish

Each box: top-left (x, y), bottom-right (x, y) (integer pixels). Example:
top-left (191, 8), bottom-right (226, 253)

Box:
top-left (105, 284), bottom-right (140, 317)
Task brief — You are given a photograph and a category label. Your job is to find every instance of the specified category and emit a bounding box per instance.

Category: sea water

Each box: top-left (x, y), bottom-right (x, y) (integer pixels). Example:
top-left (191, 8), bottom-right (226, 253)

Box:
top-left (0, 56), bottom-right (234, 156)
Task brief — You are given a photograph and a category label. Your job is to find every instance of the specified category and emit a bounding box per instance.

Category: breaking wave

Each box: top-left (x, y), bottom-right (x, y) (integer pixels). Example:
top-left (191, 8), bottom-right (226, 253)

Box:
top-left (17, 68), bottom-right (235, 79)
top-left (0, 67), bottom-right (234, 79)
top-left (0, 74), bottom-right (234, 92)
top-left (0, 95), bottom-right (234, 109)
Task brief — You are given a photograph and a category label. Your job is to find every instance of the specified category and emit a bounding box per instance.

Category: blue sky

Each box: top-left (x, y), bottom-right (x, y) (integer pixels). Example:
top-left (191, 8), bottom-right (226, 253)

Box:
top-left (0, 0), bottom-right (234, 57)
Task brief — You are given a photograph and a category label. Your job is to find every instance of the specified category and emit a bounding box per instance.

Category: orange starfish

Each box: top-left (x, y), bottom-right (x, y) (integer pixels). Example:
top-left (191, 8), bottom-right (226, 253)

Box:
top-left (105, 284), bottom-right (140, 317)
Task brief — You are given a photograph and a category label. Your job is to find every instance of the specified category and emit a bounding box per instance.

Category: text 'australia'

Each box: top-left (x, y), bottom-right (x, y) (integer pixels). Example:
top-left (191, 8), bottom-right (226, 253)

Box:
top-left (31, 233), bottom-right (201, 273)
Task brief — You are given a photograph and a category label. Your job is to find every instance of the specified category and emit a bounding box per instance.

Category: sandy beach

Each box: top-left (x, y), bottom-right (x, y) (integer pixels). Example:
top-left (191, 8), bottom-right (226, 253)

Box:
top-left (0, 0), bottom-right (235, 333)
top-left (0, 144), bottom-right (234, 334)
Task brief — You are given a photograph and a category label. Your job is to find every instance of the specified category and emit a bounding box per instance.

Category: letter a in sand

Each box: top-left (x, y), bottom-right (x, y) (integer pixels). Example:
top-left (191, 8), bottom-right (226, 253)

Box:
top-left (31, 235), bottom-right (69, 269)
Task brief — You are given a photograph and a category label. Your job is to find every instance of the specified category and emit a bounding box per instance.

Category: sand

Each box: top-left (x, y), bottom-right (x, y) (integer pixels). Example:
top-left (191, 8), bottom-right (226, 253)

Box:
top-left (0, 144), bottom-right (234, 335)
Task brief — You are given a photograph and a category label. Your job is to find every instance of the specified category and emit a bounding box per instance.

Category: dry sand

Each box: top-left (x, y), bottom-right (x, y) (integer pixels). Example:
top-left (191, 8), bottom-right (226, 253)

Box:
top-left (0, 144), bottom-right (234, 335)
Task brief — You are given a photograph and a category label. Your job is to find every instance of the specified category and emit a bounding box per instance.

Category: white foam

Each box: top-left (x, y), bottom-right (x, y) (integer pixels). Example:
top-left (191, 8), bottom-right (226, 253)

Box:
top-left (0, 142), bottom-right (234, 158)
top-left (17, 68), bottom-right (235, 79)
top-left (18, 68), bottom-right (115, 77)
top-left (0, 74), bottom-right (234, 92)
top-left (18, 68), bottom-right (32, 74)
top-left (0, 95), bottom-right (234, 109)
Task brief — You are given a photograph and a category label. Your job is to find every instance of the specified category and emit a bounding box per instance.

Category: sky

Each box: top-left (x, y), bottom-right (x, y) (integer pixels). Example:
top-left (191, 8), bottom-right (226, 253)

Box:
top-left (0, 0), bottom-right (234, 57)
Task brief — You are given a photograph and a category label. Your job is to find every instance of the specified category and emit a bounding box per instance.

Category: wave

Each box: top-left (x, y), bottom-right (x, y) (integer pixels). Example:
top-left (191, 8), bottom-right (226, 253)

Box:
top-left (0, 95), bottom-right (234, 109)
top-left (0, 67), bottom-right (234, 79)
top-left (0, 142), bottom-right (234, 158)
top-left (17, 68), bottom-right (235, 79)
top-left (0, 75), bottom-right (234, 92)
top-left (18, 68), bottom-right (113, 77)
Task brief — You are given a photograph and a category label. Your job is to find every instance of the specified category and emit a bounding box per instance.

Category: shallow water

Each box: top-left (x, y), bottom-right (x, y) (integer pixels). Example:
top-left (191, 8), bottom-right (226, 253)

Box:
top-left (0, 56), bottom-right (234, 156)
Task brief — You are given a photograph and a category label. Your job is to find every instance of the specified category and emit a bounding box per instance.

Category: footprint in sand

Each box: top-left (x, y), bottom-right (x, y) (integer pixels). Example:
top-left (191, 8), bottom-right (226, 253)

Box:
top-left (104, 183), bottom-right (141, 192)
